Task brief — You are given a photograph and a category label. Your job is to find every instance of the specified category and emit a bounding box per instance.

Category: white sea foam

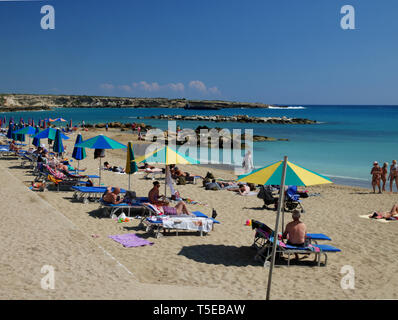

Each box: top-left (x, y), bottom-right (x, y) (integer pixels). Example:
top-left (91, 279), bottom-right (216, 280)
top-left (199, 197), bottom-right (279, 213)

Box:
top-left (269, 106), bottom-right (306, 109)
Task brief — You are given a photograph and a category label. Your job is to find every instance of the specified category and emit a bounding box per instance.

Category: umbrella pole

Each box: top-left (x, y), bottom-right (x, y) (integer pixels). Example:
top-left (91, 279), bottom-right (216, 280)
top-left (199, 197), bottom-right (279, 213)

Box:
top-left (99, 158), bottom-right (102, 186)
top-left (128, 174), bottom-right (131, 191)
top-left (164, 165), bottom-right (167, 199)
top-left (266, 156), bottom-right (288, 300)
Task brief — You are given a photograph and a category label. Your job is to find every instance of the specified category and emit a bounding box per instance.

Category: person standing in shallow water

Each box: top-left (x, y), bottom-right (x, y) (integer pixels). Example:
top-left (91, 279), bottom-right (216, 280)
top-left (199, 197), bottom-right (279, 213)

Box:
top-left (389, 160), bottom-right (398, 193)
top-left (371, 161), bottom-right (382, 194)
top-left (381, 162), bottom-right (388, 192)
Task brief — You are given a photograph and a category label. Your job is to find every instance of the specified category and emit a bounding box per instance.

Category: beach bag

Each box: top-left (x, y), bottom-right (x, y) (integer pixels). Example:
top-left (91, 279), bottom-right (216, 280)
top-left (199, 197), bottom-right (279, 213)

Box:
top-left (94, 149), bottom-right (105, 159)
top-left (177, 176), bottom-right (186, 185)
top-left (205, 172), bottom-right (214, 180)
top-left (202, 178), bottom-right (211, 187)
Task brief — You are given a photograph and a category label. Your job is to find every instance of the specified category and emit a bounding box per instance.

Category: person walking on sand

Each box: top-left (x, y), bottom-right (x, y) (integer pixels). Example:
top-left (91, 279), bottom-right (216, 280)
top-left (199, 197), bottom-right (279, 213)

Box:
top-left (105, 123), bottom-right (108, 132)
top-left (389, 160), bottom-right (398, 193)
top-left (371, 161), bottom-right (382, 194)
top-left (381, 162), bottom-right (389, 192)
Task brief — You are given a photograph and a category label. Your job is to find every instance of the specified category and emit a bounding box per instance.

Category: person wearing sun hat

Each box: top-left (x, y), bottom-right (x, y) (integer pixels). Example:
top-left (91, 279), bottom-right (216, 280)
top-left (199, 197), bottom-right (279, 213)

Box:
top-left (371, 161), bottom-right (382, 194)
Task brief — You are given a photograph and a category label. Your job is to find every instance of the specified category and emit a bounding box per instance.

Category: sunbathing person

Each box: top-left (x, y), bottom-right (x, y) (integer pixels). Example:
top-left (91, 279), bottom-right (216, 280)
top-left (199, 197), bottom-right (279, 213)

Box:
top-left (104, 161), bottom-right (125, 173)
top-left (369, 204), bottom-right (398, 219)
top-left (103, 187), bottom-right (124, 205)
top-left (148, 181), bottom-right (193, 215)
top-left (140, 163), bottom-right (162, 173)
top-left (9, 140), bottom-right (21, 152)
top-left (282, 210), bottom-right (307, 260)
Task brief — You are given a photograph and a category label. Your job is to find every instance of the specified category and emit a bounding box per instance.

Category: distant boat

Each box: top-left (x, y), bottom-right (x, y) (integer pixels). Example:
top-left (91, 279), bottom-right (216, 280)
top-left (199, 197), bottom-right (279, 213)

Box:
top-left (184, 103), bottom-right (222, 110)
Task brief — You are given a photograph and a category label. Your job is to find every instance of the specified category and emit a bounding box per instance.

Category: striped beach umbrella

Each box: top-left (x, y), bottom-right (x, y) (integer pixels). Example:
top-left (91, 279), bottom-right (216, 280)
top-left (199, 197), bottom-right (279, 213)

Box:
top-left (135, 145), bottom-right (200, 165)
top-left (72, 133), bottom-right (86, 171)
top-left (125, 141), bottom-right (138, 190)
top-left (13, 125), bottom-right (36, 146)
top-left (237, 157), bottom-right (332, 300)
top-left (33, 127), bottom-right (69, 141)
top-left (75, 134), bottom-right (127, 185)
top-left (53, 129), bottom-right (64, 155)
top-left (135, 145), bottom-right (200, 196)
top-left (237, 160), bottom-right (332, 186)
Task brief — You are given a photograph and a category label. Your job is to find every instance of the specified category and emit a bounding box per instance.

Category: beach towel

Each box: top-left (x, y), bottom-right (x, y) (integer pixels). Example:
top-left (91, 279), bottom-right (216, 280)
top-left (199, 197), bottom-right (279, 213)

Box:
top-left (108, 233), bottom-right (153, 247)
top-left (359, 215), bottom-right (390, 223)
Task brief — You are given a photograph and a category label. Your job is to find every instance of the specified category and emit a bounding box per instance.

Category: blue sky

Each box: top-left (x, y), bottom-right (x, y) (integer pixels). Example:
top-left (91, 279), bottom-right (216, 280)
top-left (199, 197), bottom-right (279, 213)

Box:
top-left (0, 0), bottom-right (397, 105)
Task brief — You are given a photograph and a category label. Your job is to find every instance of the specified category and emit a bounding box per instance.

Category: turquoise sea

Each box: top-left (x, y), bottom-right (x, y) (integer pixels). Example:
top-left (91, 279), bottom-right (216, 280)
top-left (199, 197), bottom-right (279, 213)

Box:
top-left (2, 105), bottom-right (397, 189)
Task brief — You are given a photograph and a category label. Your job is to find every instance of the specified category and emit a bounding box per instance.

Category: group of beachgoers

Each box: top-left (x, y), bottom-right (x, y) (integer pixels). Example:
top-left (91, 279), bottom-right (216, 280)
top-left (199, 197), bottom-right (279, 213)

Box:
top-left (370, 160), bottom-right (398, 193)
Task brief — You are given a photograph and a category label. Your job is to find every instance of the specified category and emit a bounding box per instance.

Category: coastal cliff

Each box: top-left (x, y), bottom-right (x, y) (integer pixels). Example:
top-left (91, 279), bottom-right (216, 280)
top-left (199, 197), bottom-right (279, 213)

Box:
top-left (0, 94), bottom-right (279, 111)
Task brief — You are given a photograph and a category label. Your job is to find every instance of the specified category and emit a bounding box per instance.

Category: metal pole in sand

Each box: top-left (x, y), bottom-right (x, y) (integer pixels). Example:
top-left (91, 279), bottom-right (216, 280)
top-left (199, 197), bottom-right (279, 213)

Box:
top-left (266, 155), bottom-right (288, 300)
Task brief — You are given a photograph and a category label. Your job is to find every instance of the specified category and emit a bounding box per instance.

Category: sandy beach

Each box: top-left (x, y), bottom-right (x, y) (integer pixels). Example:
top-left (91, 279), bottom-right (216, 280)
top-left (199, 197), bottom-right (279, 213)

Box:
top-left (1, 128), bottom-right (398, 300)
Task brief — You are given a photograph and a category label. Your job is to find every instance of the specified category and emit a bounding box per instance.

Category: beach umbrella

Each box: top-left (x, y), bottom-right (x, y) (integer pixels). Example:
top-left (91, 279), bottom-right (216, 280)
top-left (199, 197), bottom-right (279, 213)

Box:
top-left (72, 133), bottom-right (86, 171)
top-left (33, 127), bottom-right (70, 141)
top-left (69, 119), bottom-right (73, 128)
top-left (32, 127), bottom-right (41, 147)
top-left (125, 141), bottom-right (138, 190)
top-left (53, 129), bottom-right (64, 155)
top-left (50, 117), bottom-right (67, 123)
top-left (6, 124), bottom-right (14, 139)
top-left (75, 134), bottom-right (127, 185)
top-left (238, 157), bottom-right (332, 300)
top-left (135, 145), bottom-right (200, 196)
top-left (13, 126), bottom-right (36, 146)
top-left (14, 124), bottom-right (25, 142)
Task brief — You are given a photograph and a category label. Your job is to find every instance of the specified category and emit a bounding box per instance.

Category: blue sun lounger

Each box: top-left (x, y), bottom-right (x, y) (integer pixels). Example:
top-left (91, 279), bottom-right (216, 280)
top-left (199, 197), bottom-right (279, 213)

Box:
top-left (99, 197), bottom-right (149, 217)
top-left (72, 186), bottom-right (126, 204)
top-left (251, 220), bottom-right (340, 267)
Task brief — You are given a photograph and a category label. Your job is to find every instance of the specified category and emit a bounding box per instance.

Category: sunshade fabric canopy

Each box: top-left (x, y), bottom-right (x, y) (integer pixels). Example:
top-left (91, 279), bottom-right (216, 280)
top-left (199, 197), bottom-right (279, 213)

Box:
top-left (53, 129), bottom-right (64, 153)
top-left (134, 146), bottom-right (200, 165)
top-left (75, 134), bottom-right (126, 149)
top-left (33, 128), bottom-right (70, 141)
top-left (49, 118), bottom-right (67, 122)
top-left (72, 133), bottom-right (86, 161)
top-left (237, 160), bottom-right (332, 186)
top-left (13, 126), bottom-right (37, 135)
top-left (125, 141), bottom-right (138, 175)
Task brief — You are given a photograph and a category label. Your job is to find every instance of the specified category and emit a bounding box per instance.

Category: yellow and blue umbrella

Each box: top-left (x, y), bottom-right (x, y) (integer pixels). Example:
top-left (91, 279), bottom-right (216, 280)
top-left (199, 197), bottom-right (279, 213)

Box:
top-left (125, 141), bottom-right (138, 190)
top-left (135, 145), bottom-right (200, 165)
top-left (237, 160), bottom-right (332, 186)
top-left (240, 157), bottom-right (332, 300)
top-left (135, 145), bottom-right (199, 196)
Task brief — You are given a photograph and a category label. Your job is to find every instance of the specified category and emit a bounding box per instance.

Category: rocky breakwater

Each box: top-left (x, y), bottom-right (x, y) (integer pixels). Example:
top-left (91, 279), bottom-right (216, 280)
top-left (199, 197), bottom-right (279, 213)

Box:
top-left (140, 114), bottom-right (317, 124)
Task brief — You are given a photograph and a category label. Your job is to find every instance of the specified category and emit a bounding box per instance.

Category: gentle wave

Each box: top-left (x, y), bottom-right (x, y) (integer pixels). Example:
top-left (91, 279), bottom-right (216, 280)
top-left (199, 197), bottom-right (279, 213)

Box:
top-left (323, 174), bottom-right (369, 181)
top-left (269, 106), bottom-right (306, 109)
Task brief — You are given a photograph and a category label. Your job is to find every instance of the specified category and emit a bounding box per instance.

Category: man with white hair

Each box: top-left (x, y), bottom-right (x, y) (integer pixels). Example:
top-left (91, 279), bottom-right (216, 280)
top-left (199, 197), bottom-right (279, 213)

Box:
top-left (282, 210), bottom-right (307, 247)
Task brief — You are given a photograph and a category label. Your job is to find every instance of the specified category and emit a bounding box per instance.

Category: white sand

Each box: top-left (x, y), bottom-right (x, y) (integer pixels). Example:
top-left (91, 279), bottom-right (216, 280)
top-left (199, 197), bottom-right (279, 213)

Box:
top-left (1, 128), bottom-right (398, 299)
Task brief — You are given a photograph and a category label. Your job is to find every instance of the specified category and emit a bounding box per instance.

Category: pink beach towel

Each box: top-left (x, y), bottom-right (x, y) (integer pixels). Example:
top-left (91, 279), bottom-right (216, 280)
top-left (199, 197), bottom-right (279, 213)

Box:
top-left (108, 234), bottom-right (154, 247)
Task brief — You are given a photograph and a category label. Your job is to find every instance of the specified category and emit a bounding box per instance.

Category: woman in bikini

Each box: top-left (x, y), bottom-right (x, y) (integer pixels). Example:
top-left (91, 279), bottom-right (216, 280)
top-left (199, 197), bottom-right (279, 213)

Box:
top-left (369, 204), bottom-right (398, 219)
top-left (370, 161), bottom-right (382, 194)
top-left (389, 160), bottom-right (398, 193)
top-left (381, 162), bottom-right (389, 192)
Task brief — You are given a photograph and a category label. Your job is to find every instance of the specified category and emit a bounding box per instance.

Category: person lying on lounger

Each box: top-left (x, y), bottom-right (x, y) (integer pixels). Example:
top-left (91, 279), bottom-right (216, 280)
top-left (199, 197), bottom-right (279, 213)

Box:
top-left (369, 204), bottom-right (398, 219)
top-left (103, 187), bottom-right (124, 205)
top-left (103, 161), bottom-right (125, 173)
top-left (9, 140), bottom-right (21, 152)
top-left (148, 181), bottom-right (193, 216)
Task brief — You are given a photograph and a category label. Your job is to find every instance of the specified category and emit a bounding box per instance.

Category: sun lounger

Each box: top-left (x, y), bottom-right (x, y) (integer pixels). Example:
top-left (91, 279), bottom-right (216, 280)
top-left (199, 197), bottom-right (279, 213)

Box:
top-left (250, 220), bottom-right (340, 267)
top-left (72, 186), bottom-right (126, 203)
top-left (99, 197), bottom-right (150, 217)
top-left (143, 210), bottom-right (219, 238)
